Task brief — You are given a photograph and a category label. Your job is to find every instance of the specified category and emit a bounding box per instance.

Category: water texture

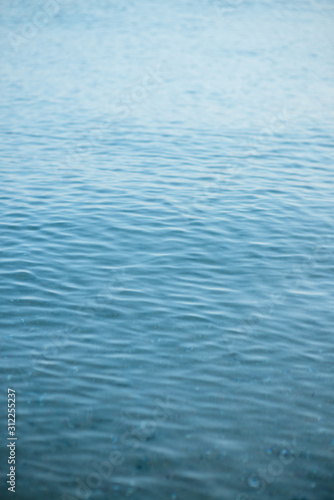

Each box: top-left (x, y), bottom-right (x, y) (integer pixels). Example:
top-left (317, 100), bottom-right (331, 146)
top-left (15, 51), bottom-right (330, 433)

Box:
top-left (0, 0), bottom-right (334, 499)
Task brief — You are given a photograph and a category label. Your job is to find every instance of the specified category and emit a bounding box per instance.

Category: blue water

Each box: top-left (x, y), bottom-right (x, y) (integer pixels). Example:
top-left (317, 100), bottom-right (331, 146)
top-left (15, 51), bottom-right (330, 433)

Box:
top-left (1, 1), bottom-right (334, 499)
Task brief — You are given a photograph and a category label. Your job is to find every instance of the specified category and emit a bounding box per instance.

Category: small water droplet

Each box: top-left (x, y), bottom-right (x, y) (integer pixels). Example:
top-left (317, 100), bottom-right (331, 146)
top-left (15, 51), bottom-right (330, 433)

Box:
top-left (248, 475), bottom-right (261, 488)
top-left (280, 448), bottom-right (292, 460)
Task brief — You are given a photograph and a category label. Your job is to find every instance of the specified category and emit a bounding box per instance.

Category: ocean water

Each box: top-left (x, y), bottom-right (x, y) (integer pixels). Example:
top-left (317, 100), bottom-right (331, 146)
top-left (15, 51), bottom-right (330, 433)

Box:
top-left (1, 0), bottom-right (334, 499)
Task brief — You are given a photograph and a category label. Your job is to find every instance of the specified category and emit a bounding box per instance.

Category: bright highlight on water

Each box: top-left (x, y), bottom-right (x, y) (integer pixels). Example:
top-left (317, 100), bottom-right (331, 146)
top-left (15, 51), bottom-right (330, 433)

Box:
top-left (0, 1), bottom-right (333, 499)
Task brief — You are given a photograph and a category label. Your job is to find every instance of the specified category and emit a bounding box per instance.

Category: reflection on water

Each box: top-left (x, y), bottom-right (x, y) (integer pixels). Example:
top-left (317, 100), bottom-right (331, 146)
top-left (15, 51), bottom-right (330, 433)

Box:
top-left (1, 0), bottom-right (334, 499)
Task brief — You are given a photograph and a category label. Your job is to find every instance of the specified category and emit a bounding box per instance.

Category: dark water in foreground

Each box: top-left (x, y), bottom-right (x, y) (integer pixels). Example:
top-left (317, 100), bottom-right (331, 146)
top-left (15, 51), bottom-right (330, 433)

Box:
top-left (1, 1), bottom-right (334, 499)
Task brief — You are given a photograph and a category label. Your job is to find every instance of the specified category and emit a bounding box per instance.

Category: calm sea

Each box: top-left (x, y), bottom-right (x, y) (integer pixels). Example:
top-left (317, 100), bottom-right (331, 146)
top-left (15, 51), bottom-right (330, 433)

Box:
top-left (1, 0), bottom-right (334, 499)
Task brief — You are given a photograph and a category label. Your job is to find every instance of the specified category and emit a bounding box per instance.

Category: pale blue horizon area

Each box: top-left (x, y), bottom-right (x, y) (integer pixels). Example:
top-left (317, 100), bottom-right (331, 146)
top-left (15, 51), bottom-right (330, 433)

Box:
top-left (0, 1), bottom-right (334, 499)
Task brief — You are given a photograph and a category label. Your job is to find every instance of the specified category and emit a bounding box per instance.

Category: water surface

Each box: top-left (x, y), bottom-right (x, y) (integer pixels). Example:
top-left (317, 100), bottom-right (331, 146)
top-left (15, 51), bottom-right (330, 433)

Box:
top-left (1, 1), bottom-right (334, 499)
